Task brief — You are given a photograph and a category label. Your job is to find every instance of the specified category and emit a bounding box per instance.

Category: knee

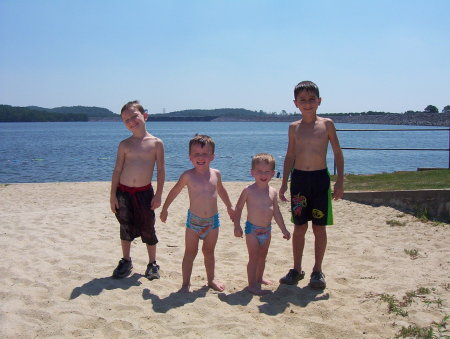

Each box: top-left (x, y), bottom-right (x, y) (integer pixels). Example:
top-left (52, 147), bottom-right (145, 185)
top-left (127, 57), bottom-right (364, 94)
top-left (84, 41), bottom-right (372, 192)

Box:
top-left (312, 225), bottom-right (326, 236)
top-left (202, 246), bottom-right (214, 258)
top-left (293, 224), bottom-right (308, 237)
top-left (184, 248), bottom-right (198, 260)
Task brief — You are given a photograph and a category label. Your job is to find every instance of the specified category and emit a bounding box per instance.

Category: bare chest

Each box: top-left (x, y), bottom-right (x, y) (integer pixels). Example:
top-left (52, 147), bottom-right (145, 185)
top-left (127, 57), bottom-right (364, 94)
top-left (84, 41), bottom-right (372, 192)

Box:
top-left (295, 123), bottom-right (328, 148)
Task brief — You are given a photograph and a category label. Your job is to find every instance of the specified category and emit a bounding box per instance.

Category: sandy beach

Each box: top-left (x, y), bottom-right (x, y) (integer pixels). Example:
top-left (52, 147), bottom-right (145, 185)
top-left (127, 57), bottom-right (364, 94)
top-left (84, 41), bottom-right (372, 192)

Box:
top-left (0, 181), bottom-right (448, 338)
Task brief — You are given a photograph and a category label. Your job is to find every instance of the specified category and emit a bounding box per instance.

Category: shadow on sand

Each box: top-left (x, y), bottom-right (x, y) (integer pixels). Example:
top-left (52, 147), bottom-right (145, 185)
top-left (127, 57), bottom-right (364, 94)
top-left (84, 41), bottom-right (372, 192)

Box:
top-left (142, 286), bottom-right (209, 313)
top-left (218, 284), bottom-right (329, 315)
top-left (70, 273), bottom-right (143, 299)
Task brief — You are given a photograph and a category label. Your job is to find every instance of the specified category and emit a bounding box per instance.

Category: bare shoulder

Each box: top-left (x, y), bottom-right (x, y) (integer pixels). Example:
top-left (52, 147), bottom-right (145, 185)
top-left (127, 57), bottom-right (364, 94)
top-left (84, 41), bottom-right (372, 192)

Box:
top-left (268, 186), bottom-right (278, 199)
top-left (289, 120), bottom-right (302, 128)
top-left (210, 168), bottom-right (222, 177)
top-left (317, 116), bottom-right (335, 126)
top-left (146, 134), bottom-right (164, 145)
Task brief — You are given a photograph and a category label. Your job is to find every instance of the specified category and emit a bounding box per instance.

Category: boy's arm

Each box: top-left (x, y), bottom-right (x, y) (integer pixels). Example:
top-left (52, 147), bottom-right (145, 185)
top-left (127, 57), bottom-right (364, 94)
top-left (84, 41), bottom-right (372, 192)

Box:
top-left (151, 139), bottom-right (165, 210)
top-left (216, 171), bottom-right (235, 221)
top-left (272, 192), bottom-right (290, 240)
top-left (279, 124), bottom-right (296, 202)
top-left (160, 173), bottom-right (187, 223)
top-left (110, 142), bottom-right (125, 213)
top-left (233, 188), bottom-right (247, 238)
top-left (327, 120), bottom-right (344, 200)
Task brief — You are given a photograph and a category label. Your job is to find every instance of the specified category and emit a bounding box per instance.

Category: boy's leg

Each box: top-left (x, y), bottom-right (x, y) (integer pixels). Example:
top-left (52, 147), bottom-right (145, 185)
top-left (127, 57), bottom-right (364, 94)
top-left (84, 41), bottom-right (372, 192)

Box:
top-left (256, 235), bottom-right (271, 286)
top-left (293, 223), bottom-right (308, 272)
top-left (308, 224), bottom-right (327, 289)
top-left (245, 234), bottom-right (260, 290)
top-left (144, 244), bottom-right (160, 280)
top-left (311, 224), bottom-right (327, 272)
top-left (146, 244), bottom-right (156, 263)
top-left (246, 234), bottom-right (271, 295)
top-left (279, 224), bottom-right (307, 284)
top-left (121, 240), bottom-right (132, 260)
top-left (202, 228), bottom-right (224, 292)
top-left (112, 240), bottom-right (133, 278)
top-left (182, 228), bottom-right (199, 291)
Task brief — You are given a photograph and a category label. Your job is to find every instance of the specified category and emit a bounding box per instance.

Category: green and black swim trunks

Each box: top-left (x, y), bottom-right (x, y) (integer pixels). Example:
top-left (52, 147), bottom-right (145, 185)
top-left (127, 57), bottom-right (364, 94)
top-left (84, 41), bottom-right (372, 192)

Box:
top-left (290, 168), bottom-right (333, 226)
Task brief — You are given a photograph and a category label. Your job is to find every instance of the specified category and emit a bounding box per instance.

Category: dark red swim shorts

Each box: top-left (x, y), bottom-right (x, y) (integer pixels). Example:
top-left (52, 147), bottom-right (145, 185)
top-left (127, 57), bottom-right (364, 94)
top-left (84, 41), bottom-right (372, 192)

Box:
top-left (115, 183), bottom-right (158, 245)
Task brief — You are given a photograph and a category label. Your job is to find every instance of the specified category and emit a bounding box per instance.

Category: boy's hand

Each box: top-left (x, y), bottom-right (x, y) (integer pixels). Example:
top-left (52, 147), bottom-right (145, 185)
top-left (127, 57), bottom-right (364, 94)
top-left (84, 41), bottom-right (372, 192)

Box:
top-left (160, 209), bottom-right (168, 223)
top-left (110, 196), bottom-right (119, 214)
top-left (279, 184), bottom-right (288, 202)
top-left (234, 225), bottom-right (243, 238)
top-left (227, 206), bottom-right (235, 222)
top-left (151, 195), bottom-right (162, 210)
top-left (282, 229), bottom-right (291, 240)
top-left (333, 181), bottom-right (344, 200)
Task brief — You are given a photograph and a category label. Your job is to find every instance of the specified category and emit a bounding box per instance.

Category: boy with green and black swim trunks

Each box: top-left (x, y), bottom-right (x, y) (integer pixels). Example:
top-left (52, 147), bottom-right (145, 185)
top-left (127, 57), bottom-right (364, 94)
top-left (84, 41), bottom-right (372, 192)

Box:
top-left (279, 81), bottom-right (344, 289)
top-left (110, 100), bottom-right (165, 280)
top-left (160, 135), bottom-right (234, 293)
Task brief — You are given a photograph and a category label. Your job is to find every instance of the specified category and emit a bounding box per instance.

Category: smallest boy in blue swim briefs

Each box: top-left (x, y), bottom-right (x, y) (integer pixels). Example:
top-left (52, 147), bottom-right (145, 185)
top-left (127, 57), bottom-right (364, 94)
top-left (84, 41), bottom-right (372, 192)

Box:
top-left (245, 221), bottom-right (272, 245)
top-left (186, 210), bottom-right (220, 240)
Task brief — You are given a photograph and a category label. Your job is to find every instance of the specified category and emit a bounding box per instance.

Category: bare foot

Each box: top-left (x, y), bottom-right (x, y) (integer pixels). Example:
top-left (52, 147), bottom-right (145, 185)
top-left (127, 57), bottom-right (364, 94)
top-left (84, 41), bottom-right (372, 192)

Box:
top-left (178, 284), bottom-right (190, 293)
top-left (259, 278), bottom-right (273, 285)
top-left (208, 280), bottom-right (225, 292)
top-left (247, 286), bottom-right (272, 296)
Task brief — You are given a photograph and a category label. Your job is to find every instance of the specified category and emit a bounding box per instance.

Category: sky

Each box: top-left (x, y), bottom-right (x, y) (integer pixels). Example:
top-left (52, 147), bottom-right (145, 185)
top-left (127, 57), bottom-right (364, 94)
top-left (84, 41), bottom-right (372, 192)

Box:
top-left (1, 0), bottom-right (449, 114)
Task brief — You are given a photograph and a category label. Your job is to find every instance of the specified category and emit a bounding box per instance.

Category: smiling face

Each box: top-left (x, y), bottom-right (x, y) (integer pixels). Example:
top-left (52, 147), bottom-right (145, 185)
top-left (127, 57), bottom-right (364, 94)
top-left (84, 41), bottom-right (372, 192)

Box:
top-left (294, 90), bottom-right (321, 116)
top-left (121, 107), bottom-right (148, 133)
top-left (189, 143), bottom-right (215, 170)
top-left (251, 162), bottom-right (275, 185)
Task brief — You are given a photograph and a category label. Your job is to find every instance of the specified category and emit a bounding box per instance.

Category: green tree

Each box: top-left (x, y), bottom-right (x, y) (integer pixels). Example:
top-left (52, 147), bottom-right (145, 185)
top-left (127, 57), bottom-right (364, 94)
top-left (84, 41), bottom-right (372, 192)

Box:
top-left (424, 105), bottom-right (438, 113)
top-left (442, 105), bottom-right (450, 113)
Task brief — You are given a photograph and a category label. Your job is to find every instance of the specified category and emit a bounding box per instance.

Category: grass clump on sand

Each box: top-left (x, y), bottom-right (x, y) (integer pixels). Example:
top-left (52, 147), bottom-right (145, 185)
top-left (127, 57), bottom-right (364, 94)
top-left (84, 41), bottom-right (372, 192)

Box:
top-left (377, 288), bottom-right (449, 338)
top-left (332, 169), bottom-right (450, 191)
top-left (396, 315), bottom-right (449, 338)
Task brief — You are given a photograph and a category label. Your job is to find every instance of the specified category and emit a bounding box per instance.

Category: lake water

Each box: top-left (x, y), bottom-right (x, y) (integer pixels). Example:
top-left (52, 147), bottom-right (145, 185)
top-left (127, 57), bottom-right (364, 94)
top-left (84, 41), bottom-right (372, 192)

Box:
top-left (0, 121), bottom-right (448, 183)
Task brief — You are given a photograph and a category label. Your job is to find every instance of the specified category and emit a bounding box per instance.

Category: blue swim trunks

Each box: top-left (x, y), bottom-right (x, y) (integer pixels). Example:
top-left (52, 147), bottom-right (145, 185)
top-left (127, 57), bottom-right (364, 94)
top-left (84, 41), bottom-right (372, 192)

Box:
top-left (245, 221), bottom-right (272, 245)
top-left (186, 210), bottom-right (220, 240)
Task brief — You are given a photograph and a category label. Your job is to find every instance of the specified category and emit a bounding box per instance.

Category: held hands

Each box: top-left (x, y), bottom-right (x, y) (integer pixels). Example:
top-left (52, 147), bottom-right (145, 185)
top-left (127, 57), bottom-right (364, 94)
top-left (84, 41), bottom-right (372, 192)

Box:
top-left (234, 225), bottom-right (243, 238)
top-left (227, 206), bottom-right (235, 222)
top-left (279, 184), bottom-right (288, 202)
top-left (282, 229), bottom-right (291, 240)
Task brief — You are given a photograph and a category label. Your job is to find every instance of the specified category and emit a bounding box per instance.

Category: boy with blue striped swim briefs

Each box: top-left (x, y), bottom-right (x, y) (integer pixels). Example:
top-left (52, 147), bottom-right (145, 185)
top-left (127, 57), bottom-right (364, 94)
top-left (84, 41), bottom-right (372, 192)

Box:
top-left (279, 81), bottom-right (344, 290)
top-left (160, 135), bottom-right (234, 293)
top-left (234, 153), bottom-right (291, 295)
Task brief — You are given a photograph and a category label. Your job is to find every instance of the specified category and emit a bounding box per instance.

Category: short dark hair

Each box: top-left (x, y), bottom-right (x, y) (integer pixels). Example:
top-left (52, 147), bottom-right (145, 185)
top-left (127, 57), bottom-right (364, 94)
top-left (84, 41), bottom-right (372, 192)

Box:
top-left (121, 100), bottom-right (145, 115)
top-left (189, 134), bottom-right (215, 154)
top-left (294, 81), bottom-right (320, 100)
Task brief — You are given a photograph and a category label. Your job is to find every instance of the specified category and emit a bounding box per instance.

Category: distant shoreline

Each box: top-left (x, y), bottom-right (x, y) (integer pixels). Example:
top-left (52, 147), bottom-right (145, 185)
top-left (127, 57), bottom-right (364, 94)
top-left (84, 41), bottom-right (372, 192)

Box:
top-left (128, 113), bottom-right (449, 126)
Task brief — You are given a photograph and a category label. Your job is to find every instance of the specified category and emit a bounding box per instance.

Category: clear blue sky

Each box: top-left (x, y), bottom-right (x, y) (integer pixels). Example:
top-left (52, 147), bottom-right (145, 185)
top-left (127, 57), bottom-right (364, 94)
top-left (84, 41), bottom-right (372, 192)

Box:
top-left (1, 0), bottom-right (449, 114)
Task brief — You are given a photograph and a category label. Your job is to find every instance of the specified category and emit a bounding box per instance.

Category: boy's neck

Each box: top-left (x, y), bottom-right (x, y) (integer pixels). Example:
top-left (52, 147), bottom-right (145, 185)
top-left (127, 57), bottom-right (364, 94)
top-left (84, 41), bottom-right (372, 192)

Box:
top-left (131, 129), bottom-right (150, 139)
top-left (301, 112), bottom-right (317, 123)
top-left (193, 166), bottom-right (211, 175)
top-left (254, 181), bottom-right (270, 189)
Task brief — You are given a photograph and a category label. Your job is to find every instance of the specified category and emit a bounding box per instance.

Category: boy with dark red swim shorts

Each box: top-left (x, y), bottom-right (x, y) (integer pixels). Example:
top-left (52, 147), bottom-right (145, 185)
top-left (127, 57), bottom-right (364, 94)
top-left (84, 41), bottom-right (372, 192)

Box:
top-left (110, 100), bottom-right (165, 280)
top-left (279, 81), bottom-right (344, 290)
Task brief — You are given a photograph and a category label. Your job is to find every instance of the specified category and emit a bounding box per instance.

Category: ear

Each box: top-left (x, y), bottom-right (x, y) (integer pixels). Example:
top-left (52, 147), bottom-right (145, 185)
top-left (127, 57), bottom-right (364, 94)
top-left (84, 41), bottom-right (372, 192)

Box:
top-left (318, 97), bottom-right (322, 106)
top-left (143, 112), bottom-right (149, 121)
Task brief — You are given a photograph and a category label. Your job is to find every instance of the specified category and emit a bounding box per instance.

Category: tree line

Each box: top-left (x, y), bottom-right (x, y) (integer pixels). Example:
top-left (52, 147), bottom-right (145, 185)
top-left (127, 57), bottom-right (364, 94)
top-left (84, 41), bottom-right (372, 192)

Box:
top-left (0, 105), bottom-right (88, 122)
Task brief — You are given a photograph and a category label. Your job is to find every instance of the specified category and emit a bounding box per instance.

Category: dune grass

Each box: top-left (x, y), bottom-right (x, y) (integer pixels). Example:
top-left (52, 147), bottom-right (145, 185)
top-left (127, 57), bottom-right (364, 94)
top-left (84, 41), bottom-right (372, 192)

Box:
top-left (331, 169), bottom-right (450, 191)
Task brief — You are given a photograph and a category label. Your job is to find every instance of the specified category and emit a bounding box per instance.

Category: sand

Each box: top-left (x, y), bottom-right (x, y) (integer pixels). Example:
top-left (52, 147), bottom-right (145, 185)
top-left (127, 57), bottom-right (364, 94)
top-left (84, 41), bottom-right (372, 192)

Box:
top-left (0, 181), bottom-right (448, 338)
